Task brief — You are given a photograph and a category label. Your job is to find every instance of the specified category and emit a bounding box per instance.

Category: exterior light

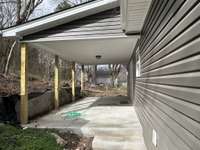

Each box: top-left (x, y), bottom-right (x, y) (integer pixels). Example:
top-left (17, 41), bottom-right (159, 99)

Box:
top-left (96, 55), bottom-right (102, 59)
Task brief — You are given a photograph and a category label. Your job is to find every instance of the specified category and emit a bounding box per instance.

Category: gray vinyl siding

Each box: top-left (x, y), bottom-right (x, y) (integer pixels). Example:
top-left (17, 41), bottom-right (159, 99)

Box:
top-left (23, 8), bottom-right (123, 41)
top-left (132, 0), bottom-right (200, 150)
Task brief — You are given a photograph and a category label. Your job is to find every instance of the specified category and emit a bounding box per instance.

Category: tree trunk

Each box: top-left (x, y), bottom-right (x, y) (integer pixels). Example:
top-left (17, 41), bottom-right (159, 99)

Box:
top-left (111, 75), bottom-right (115, 87)
top-left (93, 65), bottom-right (97, 84)
top-left (4, 40), bottom-right (16, 75)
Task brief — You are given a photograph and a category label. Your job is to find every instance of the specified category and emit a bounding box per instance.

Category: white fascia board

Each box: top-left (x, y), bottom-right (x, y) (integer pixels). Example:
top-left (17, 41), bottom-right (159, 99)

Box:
top-left (22, 34), bottom-right (140, 43)
top-left (120, 0), bottom-right (128, 30)
top-left (2, 0), bottom-right (119, 37)
top-left (121, 0), bottom-right (152, 34)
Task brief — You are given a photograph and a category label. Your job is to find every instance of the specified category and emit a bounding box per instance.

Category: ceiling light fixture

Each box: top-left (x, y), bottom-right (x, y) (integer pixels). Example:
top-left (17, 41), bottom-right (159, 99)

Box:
top-left (96, 55), bottom-right (102, 59)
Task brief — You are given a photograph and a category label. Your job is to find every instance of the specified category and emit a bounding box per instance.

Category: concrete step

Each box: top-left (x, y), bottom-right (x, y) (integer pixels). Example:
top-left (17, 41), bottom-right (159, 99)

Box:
top-left (92, 135), bottom-right (146, 150)
top-left (80, 126), bottom-right (143, 137)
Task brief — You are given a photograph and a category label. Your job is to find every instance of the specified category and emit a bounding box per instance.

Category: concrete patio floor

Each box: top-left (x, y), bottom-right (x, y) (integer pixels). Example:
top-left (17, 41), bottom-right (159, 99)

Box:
top-left (26, 96), bottom-right (146, 150)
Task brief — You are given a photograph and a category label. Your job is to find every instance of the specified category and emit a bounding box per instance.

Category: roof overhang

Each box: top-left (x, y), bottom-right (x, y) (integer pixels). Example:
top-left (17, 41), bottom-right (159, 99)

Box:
top-left (121, 0), bottom-right (152, 34)
top-left (1, 0), bottom-right (153, 37)
top-left (0, 0), bottom-right (152, 65)
top-left (1, 0), bottom-right (119, 37)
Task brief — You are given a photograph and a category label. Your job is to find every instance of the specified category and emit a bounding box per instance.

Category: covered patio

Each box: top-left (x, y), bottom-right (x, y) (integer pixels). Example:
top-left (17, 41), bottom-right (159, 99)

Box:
top-left (1, 0), bottom-right (151, 149)
top-left (1, 0), bottom-right (200, 150)
top-left (26, 96), bottom-right (146, 150)
top-left (1, 0), bottom-right (150, 124)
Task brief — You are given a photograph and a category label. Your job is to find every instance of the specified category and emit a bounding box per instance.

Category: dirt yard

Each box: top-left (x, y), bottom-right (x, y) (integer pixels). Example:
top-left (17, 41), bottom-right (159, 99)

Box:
top-left (0, 73), bottom-right (51, 97)
top-left (84, 86), bottom-right (127, 97)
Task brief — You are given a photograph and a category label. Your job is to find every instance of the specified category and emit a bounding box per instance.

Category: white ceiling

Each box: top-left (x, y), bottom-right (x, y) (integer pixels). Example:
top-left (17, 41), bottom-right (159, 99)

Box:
top-left (31, 36), bottom-right (138, 65)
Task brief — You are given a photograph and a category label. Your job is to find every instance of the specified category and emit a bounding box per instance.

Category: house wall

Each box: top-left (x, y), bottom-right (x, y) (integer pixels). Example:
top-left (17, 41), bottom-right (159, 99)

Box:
top-left (131, 0), bottom-right (200, 150)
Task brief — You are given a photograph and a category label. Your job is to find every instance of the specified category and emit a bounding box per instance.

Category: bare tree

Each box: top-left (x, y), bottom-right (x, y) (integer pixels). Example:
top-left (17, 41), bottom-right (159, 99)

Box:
top-left (55, 0), bottom-right (92, 11)
top-left (109, 64), bottom-right (121, 87)
top-left (0, 1), bottom-right (16, 29)
top-left (1, 0), bottom-right (43, 74)
top-left (55, 1), bottom-right (71, 11)
top-left (84, 65), bottom-right (93, 84)
top-left (60, 0), bottom-right (92, 6)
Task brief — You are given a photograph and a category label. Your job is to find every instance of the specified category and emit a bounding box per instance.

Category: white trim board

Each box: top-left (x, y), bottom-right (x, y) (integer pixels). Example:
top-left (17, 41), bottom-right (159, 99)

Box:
top-left (121, 0), bottom-right (152, 33)
top-left (22, 34), bottom-right (140, 43)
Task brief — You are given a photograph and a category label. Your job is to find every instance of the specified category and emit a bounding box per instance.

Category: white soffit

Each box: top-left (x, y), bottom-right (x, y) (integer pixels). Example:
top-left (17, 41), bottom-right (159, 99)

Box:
top-left (121, 0), bottom-right (152, 34)
top-left (2, 0), bottom-right (119, 37)
top-left (30, 36), bottom-right (138, 65)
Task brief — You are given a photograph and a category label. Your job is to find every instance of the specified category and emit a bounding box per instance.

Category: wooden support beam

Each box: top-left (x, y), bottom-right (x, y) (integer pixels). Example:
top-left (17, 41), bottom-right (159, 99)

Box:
top-left (20, 43), bottom-right (28, 124)
top-left (54, 55), bottom-right (60, 109)
top-left (72, 62), bottom-right (75, 101)
top-left (81, 65), bottom-right (84, 92)
top-left (94, 65), bottom-right (97, 84)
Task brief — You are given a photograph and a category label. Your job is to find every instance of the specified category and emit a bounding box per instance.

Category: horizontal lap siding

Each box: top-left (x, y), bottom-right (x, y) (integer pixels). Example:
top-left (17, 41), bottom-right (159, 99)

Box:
top-left (134, 0), bottom-right (200, 150)
top-left (24, 8), bottom-right (123, 40)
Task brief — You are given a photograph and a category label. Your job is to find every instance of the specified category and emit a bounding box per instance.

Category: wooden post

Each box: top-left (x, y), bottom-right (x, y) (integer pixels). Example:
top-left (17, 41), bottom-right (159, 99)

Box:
top-left (72, 62), bottom-right (75, 101)
top-left (94, 65), bottom-right (97, 84)
top-left (20, 43), bottom-right (28, 124)
top-left (54, 55), bottom-right (60, 109)
top-left (81, 65), bottom-right (84, 92)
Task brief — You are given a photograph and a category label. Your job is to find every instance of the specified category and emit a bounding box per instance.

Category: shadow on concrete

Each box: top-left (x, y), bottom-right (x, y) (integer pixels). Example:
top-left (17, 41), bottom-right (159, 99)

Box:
top-left (26, 96), bottom-right (133, 136)
top-left (90, 96), bottom-right (131, 107)
top-left (59, 96), bottom-right (131, 115)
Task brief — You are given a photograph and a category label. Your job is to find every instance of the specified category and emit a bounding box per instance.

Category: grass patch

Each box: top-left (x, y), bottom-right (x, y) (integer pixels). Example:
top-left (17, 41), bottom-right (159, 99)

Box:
top-left (0, 124), bottom-right (63, 150)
